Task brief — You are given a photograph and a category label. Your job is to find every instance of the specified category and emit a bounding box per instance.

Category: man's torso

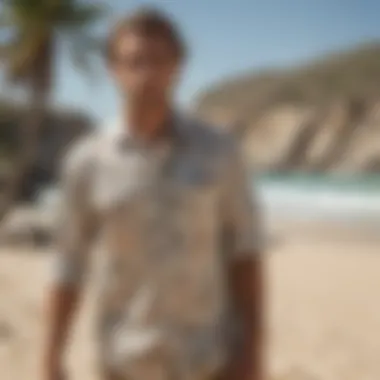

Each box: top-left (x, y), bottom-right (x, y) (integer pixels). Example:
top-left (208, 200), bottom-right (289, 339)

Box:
top-left (64, 115), bottom-right (245, 379)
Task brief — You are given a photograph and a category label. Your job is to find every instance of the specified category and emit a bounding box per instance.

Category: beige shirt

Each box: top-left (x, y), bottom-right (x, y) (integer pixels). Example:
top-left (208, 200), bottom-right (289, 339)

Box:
top-left (54, 114), bottom-right (264, 380)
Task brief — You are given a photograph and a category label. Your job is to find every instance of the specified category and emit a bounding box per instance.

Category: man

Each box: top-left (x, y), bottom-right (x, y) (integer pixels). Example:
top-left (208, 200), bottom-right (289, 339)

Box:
top-left (44, 7), bottom-right (265, 380)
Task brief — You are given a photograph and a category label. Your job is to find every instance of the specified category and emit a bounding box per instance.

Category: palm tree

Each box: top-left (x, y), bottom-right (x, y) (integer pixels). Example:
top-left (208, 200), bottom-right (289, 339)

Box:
top-left (0, 0), bottom-right (106, 222)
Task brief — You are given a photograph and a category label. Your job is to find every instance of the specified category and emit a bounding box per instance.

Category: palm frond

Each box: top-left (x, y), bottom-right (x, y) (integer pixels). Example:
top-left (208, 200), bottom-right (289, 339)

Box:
top-left (59, 3), bottom-right (108, 28)
top-left (1, 0), bottom-right (106, 86)
top-left (2, 30), bottom-right (47, 83)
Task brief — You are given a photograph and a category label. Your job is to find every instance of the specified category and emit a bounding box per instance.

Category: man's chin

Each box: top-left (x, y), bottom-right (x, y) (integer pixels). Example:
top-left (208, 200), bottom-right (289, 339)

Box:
top-left (136, 96), bottom-right (164, 107)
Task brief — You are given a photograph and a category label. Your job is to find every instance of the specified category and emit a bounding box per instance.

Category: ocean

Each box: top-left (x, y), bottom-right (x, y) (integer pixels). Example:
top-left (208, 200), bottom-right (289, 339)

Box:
top-left (39, 173), bottom-right (380, 225)
top-left (256, 174), bottom-right (380, 224)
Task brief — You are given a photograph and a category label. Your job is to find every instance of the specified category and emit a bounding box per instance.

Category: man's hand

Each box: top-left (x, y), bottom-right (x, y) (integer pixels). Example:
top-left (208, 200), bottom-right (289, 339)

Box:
top-left (43, 285), bottom-right (80, 380)
top-left (45, 359), bottom-right (66, 380)
top-left (226, 256), bottom-right (265, 380)
top-left (221, 344), bottom-right (262, 380)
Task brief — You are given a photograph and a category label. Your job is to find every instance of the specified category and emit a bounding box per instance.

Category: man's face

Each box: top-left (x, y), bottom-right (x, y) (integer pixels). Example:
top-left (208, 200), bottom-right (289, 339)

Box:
top-left (110, 32), bottom-right (180, 105)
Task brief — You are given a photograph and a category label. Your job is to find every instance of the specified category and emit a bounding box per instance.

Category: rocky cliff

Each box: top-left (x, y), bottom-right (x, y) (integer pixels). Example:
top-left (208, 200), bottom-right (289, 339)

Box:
top-left (0, 100), bottom-right (93, 199)
top-left (196, 42), bottom-right (380, 174)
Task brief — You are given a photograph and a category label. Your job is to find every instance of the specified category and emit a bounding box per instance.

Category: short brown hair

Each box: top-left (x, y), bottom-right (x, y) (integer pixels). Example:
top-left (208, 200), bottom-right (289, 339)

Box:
top-left (106, 7), bottom-right (187, 62)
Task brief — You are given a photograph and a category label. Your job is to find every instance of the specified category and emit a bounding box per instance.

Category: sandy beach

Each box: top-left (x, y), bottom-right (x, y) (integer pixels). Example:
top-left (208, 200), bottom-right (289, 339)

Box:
top-left (0, 227), bottom-right (379, 380)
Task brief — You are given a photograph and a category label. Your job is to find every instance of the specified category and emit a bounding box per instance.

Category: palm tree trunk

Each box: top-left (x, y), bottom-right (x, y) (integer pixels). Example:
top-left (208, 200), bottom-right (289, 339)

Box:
top-left (0, 38), bottom-right (52, 225)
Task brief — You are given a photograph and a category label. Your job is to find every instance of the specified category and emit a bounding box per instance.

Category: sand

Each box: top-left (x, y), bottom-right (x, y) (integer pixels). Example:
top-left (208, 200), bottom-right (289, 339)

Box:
top-left (0, 234), bottom-right (380, 380)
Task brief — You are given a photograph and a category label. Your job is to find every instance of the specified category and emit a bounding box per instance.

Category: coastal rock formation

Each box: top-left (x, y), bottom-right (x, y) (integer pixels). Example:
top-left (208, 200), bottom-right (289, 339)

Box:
top-left (196, 43), bottom-right (380, 174)
top-left (0, 101), bottom-right (93, 199)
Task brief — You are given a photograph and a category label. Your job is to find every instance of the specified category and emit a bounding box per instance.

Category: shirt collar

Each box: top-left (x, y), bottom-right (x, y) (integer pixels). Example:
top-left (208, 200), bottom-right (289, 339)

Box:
top-left (112, 111), bottom-right (186, 152)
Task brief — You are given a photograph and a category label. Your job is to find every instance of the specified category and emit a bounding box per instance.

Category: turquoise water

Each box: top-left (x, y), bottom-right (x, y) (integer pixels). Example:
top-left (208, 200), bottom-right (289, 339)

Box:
top-left (255, 173), bottom-right (380, 221)
top-left (40, 173), bottom-right (380, 222)
top-left (259, 173), bottom-right (380, 193)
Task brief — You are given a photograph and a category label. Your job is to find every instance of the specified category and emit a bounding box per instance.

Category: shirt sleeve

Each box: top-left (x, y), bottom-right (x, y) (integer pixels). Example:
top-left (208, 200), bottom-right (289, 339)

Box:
top-left (221, 140), bottom-right (265, 260)
top-left (52, 139), bottom-right (98, 287)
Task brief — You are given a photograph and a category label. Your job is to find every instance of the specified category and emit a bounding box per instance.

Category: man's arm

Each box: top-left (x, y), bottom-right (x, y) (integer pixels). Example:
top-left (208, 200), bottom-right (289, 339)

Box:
top-left (45, 285), bottom-right (82, 380)
top-left (227, 257), bottom-right (264, 380)
top-left (222, 141), bottom-right (265, 380)
top-left (44, 142), bottom-right (97, 379)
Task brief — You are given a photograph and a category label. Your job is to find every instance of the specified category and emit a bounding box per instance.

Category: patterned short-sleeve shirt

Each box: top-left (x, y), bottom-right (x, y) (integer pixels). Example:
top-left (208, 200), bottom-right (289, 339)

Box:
top-left (54, 113), bottom-right (264, 380)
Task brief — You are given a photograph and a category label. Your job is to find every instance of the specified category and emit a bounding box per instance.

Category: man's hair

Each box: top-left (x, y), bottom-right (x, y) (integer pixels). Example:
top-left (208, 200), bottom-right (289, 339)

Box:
top-left (105, 7), bottom-right (187, 63)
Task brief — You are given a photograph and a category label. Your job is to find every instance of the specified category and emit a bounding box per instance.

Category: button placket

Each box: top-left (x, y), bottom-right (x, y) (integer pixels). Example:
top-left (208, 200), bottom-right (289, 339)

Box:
top-left (145, 144), bottom-right (188, 266)
top-left (148, 182), bottom-right (185, 264)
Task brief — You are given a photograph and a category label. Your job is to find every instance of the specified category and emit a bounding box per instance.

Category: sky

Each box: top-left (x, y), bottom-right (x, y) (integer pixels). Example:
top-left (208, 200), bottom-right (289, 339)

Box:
top-left (8, 0), bottom-right (380, 123)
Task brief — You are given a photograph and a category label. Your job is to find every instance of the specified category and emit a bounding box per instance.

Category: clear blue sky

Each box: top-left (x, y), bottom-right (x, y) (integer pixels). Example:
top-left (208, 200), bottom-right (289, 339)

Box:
top-left (53, 0), bottom-right (380, 123)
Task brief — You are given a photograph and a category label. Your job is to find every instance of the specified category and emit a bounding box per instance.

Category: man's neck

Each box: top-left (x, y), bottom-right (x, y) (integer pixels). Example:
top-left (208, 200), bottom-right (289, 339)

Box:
top-left (123, 100), bottom-right (173, 142)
